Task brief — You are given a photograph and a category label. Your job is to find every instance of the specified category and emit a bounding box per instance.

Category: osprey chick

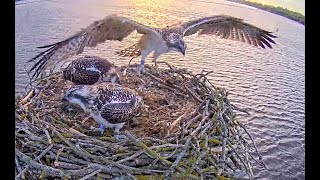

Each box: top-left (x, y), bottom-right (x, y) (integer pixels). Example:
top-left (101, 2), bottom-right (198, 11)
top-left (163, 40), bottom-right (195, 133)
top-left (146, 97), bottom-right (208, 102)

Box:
top-left (62, 55), bottom-right (120, 85)
top-left (62, 83), bottom-right (143, 138)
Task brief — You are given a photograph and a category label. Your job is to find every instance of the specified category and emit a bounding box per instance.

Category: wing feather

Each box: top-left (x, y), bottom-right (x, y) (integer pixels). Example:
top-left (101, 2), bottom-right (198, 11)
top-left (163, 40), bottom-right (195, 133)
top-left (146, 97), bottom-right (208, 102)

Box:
top-left (28, 14), bottom-right (160, 79)
top-left (180, 15), bottom-right (277, 49)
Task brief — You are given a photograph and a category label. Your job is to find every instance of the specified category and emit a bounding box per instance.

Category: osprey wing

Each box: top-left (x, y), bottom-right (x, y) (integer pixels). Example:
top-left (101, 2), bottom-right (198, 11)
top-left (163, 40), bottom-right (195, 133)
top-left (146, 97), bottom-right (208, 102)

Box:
top-left (28, 15), bottom-right (161, 79)
top-left (180, 15), bottom-right (277, 49)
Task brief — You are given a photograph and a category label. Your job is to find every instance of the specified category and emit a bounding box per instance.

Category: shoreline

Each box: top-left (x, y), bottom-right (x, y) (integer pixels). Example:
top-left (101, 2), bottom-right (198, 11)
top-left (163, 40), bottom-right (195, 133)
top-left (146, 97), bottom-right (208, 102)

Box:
top-left (226, 0), bottom-right (305, 25)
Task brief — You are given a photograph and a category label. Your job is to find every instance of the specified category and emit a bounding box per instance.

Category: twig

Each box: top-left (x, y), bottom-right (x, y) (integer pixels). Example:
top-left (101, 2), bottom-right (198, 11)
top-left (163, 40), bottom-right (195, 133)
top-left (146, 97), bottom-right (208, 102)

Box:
top-left (165, 137), bottom-right (191, 177)
top-left (52, 128), bottom-right (160, 174)
top-left (169, 111), bottom-right (188, 133)
top-left (20, 88), bottom-right (35, 105)
top-left (54, 147), bottom-right (64, 166)
top-left (191, 151), bottom-right (206, 174)
top-left (116, 143), bottom-right (183, 164)
top-left (157, 83), bottom-right (188, 98)
top-left (125, 132), bottom-right (173, 166)
top-left (231, 104), bottom-right (250, 115)
top-left (35, 144), bottom-right (54, 162)
top-left (15, 168), bottom-right (28, 180)
top-left (123, 57), bottom-right (136, 75)
top-left (54, 161), bottom-right (83, 170)
top-left (15, 143), bottom-right (54, 179)
top-left (185, 114), bottom-right (202, 129)
top-left (195, 70), bottom-right (214, 79)
top-left (145, 71), bottom-right (190, 98)
top-left (218, 112), bottom-right (228, 172)
top-left (237, 121), bottom-right (262, 161)
top-left (15, 155), bottom-right (22, 173)
top-left (228, 140), bottom-right (250, 176)
top-left (79, 169), bottom-right (101, 180)
top-left (68, 128), bottom-right (88, 137)
top-left (191, 116), bottom-right (209, 137)
top-left (43, 129), bottom-right (52, 144)
top-left (205, 98), bottom-right (210, 116)
top-left (15, 148), bottom-right (69, 178)
top-left (184, 85), bottom-right (202, 103)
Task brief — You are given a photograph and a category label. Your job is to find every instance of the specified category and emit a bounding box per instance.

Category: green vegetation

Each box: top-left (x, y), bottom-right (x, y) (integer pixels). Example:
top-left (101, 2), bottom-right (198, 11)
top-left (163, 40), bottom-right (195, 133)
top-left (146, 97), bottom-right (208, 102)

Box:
top-left (227, 0), bottom-right (305, 25)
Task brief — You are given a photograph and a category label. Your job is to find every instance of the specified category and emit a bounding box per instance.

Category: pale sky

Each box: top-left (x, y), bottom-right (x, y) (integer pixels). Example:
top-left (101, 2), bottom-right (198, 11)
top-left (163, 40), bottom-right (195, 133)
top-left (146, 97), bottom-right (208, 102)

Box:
top-left (248, 0), bottom-right (305, 15)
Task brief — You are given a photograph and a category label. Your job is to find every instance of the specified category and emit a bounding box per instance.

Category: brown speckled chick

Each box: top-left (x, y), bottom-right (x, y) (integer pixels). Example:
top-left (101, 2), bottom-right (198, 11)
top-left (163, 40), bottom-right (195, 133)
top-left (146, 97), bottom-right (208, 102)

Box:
top-left (62, 82), bottom-right (143, 138)
top-left (62, 55), bottom-right (120, 85)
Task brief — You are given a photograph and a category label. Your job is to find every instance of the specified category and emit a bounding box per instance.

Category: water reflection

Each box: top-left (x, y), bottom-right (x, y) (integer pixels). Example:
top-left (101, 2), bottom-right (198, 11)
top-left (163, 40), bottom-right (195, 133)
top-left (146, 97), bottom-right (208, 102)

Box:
top-left (123, 0), bottom-right (182, 27)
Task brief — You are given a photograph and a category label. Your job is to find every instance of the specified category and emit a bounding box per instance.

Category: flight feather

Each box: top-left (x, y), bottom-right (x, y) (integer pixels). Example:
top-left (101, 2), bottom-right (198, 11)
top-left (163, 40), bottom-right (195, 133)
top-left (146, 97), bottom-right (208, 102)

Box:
top-left (28, 14), bottom-right (161, 79)
top-left (180, 15), bottom-right (276, 49)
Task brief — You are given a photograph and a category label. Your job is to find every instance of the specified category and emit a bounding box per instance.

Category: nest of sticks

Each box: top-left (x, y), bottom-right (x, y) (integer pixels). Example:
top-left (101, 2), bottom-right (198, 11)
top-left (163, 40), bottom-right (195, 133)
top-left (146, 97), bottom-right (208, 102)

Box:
top-left (15, 62), bottom-right (265, 180)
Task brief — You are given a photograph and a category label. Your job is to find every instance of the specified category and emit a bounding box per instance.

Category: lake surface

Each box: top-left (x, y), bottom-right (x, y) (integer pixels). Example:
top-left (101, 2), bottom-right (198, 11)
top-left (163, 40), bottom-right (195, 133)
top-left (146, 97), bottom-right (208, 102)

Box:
top-left (15, 0), bottom-right (305, 179)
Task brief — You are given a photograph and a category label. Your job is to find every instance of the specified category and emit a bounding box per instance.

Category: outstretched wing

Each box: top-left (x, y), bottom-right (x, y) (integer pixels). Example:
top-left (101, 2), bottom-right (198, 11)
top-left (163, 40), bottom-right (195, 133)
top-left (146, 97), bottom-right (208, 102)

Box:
top-left (28, 14), bottom-right (161, 79)
top-left (180, 15), bottom-right (276, 49)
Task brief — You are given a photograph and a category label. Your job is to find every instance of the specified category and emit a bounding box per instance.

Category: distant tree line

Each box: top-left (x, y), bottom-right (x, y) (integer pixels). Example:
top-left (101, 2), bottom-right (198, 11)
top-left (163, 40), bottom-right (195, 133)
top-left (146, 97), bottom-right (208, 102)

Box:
top-left (227, 0), bottom-right (305, 25)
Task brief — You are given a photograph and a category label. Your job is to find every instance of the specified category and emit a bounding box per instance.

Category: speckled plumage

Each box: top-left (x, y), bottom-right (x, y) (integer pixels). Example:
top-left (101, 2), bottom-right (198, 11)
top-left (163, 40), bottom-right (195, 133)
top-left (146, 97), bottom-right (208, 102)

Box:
top-left (62, 55), bottom-right (119, 85)
top-left (28, 14), bottom-right (277, 77)
top-left (62, 83), bottom-right (143, 133)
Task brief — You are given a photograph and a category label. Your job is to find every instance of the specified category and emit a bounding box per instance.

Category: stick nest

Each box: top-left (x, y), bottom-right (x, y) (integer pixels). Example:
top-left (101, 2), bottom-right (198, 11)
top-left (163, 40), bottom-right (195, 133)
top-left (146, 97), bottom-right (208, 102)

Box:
top-left (15, 62), bottom-right (264, 180)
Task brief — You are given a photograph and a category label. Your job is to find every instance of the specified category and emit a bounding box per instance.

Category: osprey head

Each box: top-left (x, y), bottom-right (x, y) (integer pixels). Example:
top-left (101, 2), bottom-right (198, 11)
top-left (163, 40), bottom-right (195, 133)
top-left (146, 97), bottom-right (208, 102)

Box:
top-left (165, 33), bottom-right (186, 56)
top-left (110, 72), bottom-right (121, 84)
top-left (62, 85), bottom-right (90, 110)
top-left (103, 68), bottom-right (121, 84)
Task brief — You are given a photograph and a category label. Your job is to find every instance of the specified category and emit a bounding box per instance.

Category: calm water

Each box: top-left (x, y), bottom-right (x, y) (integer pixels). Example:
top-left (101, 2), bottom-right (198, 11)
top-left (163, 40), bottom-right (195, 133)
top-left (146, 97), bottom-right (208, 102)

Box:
top-left (15, 0), bottom-right (305, 179)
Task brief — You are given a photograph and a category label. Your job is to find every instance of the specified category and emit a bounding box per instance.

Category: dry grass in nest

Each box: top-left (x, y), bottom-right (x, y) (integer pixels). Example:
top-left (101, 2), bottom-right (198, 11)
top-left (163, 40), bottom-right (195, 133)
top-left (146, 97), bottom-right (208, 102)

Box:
top-left (15, 62), bottom-right (265, 180)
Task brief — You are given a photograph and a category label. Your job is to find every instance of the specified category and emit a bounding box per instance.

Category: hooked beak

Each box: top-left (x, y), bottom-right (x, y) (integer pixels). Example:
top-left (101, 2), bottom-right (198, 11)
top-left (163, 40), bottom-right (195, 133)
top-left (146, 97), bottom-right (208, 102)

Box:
top-left (181, 49), bottom-right (185, 56)
top-left (111, 74), bottom-right (121, 84)
top-left (62, 96), bottom-right (68, 102)
top-left (116, 78), bottom-right (121, 84)
top-left (179, 45), bottom-right (186, 56)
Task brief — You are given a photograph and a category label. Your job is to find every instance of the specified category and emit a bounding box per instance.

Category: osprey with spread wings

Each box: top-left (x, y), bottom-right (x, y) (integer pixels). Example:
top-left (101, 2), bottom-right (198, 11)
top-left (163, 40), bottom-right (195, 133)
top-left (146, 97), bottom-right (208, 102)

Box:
top-left (28, 14), bottom-right (276, 78)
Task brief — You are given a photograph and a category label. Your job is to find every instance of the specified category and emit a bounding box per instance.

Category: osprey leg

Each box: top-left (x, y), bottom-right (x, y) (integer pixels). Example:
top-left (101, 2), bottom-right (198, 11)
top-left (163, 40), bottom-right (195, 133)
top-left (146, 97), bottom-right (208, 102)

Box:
top-left (136, 48), bottom-right (153, 75)
top-left (98, 124), bottom-right (106, 136)
top-left (152, 52), bottom-right (161, 68)
top-left (136, 57), bottom-right (146, 75)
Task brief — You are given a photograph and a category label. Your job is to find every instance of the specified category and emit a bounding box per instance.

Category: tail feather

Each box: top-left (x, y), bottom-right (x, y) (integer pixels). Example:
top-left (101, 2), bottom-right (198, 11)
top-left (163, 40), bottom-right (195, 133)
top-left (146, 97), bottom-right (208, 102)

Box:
top-left (116, 44), bottom-right (141, 58)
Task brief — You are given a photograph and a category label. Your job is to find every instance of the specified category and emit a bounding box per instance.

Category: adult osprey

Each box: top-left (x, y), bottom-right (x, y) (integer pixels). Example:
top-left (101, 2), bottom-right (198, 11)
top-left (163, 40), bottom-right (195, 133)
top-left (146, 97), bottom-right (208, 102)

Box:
top-left (62, 55), bottom-right (120, 85)
top-left (62, 83), bottom-right (143, 138)
top-left (28, 14), bottom-right (276, 78)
